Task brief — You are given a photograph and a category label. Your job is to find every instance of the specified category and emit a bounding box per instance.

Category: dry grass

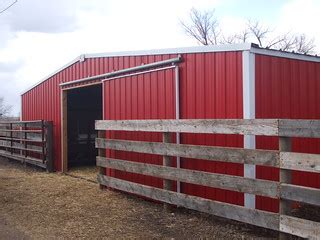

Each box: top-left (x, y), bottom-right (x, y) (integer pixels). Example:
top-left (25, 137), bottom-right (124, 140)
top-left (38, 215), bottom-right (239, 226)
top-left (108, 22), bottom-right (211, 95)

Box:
top-left (67, 166), bottom-right (98, 183)
top-left (0, 158), bottom-right (277, 239)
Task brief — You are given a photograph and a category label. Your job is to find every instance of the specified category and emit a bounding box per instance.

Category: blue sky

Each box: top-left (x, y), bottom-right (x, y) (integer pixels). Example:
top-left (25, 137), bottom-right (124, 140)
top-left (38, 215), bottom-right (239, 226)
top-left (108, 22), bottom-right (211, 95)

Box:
top-left (0, 0), bottom-right (319, 115)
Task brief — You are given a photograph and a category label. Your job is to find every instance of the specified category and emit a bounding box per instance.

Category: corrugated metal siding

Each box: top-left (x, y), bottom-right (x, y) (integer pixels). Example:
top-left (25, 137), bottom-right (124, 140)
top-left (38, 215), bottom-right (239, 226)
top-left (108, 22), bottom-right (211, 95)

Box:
top-left (255, 54), bottom-right (320, 212)
top-left (103, 56), bottom-right (176, 190)
top-left (179, 52), bottom-right (244, 205)
top-left (21, 58), bottom-right (112, 171)
top-left (103, 52), bottom-right (244, 205)
top-left (22, 51), bottom-right (243, 205)
top-left (22, 73), bottom-right (63, 170)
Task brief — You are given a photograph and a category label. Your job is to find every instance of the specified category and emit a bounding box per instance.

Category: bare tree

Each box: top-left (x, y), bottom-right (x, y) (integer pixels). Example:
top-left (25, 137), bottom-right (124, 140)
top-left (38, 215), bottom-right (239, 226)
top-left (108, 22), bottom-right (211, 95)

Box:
top-left (181, 8), bottom-right (221, 45)
top-left (294, 34), bottom-right (315, 54)
top-left (181, 8), bottom-right (317, 54)
top-left (221, 29), bottom-right (250, 44)
top-left (235, 29), bottom-right (250, 43)
top-left (0, 97), bottom-right (12, 118)
top-left (247, 20), bottom-right (315, 53)
top-left (247, 20), bottom-right (270, 47)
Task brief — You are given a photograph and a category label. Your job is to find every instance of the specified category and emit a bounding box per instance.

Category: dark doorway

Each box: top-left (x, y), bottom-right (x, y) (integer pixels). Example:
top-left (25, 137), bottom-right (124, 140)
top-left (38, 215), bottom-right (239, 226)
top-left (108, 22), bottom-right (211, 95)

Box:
top-left (67, 84), bottom-right (102, 169)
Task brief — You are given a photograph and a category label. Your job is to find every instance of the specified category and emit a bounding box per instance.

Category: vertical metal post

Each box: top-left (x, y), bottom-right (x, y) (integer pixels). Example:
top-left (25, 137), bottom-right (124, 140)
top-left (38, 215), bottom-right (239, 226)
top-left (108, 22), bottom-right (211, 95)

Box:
top-left (98, 130), bottom-right (106, 189)
top-left (279, 137), bottom-right (292, 239)
top-left (163, 132), bottom-right (172, 210)
top-left (243, 50), bottom-right (256, 209)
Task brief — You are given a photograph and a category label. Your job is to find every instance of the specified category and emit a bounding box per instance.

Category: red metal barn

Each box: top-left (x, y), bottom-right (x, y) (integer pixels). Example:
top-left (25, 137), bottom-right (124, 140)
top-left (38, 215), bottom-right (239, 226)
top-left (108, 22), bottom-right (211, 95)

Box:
top-left (21, 43), bottom-right (320, 212)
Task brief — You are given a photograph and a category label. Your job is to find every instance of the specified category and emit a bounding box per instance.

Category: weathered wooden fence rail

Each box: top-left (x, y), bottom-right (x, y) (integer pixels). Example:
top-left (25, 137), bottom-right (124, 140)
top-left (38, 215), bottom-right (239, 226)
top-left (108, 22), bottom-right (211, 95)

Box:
top-left (0, 120), bottom-right (53, 172)
top-left (95, 119), bottom-right (320, 239)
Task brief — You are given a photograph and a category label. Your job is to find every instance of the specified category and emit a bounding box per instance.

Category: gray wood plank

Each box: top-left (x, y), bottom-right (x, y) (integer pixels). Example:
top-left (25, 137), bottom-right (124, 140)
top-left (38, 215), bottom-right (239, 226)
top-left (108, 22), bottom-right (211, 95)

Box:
top-left (95, 119), bottom-right (279, 136)
top-left (0, 131), bottom-right (43, 141)
top-left (279, 120), bottom-right (320, 138)
top-left (162, 132), bottom-right (173, 192)
top-left (280, 183), bottom-right (320, 207)
top-left (0, 150), bottom-right (46, 168)
top-left (97, 157), bottom-right (279, 198)
top-left (280, 215), bottom-right (320, 239)
top-left (95, 138), bottom-right (279, 167)
top-left (0, 120), bottom-right (43, 127)
top-left (280, 152), bottom-right (320, 173)
top-left (97, 174), bottom-right (279, 231)
top-left (0, 140), bottom-right (43, 152)
top-left (0, 136), bottom-right (43, 143)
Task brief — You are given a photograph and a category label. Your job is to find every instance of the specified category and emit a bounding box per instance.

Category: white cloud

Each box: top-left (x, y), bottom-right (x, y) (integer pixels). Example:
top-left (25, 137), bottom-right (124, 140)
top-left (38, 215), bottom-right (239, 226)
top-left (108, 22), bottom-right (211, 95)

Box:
top-left (0, 0), bottom-right (221, 115)
top-left (2, 0), bottom-right (80, 33)
top-left (219, 15), bottom-right (247, 36)
top-left (277, 0), bottom-right (320, 52)
top-left (0, 0), bottom-right (319, 116)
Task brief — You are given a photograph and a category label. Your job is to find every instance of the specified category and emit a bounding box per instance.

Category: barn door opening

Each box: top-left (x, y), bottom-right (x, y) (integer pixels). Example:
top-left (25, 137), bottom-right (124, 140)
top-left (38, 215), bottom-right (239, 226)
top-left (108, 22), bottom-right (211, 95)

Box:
top-left (62, 84), bottom-right (102, 172)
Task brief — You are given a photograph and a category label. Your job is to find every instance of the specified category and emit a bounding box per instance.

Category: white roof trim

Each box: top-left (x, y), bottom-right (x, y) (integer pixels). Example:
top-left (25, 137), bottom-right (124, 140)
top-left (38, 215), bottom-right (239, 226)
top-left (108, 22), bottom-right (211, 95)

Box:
top-left (21, 43), bottom-right (320, 95)
top-left (251, 47), bottom-right (320, 62)
top-left (86, 43), bottom-right (252, 58)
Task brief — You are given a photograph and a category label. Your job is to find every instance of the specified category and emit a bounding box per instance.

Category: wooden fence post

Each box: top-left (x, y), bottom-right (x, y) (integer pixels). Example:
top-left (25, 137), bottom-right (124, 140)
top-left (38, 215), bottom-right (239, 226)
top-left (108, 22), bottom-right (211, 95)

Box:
top-left (98, 130), bottom-right (106, 189)
top-left (24, 123), bottom-right (27, 159)
top-left (10, 123), bottom-right (13, 155)
top-left (279, 136), bottom-right (292, 239)
top-left (163, 132), bottom-right (172, 210)
top-left (46, 122), bottom-right (54, 172)
top-left (41, 120), bottom-right (45, 163)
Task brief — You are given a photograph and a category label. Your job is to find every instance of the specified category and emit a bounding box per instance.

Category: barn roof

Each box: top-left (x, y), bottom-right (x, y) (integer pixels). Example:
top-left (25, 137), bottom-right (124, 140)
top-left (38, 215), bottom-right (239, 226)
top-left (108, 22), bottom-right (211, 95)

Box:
top-left (21, 43), bottom-right (320, 95)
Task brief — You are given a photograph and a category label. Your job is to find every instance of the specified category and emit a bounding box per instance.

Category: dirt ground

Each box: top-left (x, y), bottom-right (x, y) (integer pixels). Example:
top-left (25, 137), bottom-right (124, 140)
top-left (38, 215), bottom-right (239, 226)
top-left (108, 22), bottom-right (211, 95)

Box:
top-left (0, 158), bottom-right (278, 240)
top-left (67, 165), bottom-right (98, 183)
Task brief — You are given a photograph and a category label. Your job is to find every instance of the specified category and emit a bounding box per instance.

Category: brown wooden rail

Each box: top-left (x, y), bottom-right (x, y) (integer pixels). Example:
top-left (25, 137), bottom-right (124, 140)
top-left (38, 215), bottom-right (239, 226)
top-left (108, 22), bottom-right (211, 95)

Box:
top-left (0, 120), bottom-right (53, 172)
top-left (95, 119), bottom-right (320, 239)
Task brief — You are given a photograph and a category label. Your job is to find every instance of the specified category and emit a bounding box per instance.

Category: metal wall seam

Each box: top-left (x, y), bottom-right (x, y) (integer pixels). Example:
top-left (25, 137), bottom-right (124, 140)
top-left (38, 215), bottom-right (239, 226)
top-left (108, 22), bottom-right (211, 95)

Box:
top-left (242, 50), bottom-right (256, 209)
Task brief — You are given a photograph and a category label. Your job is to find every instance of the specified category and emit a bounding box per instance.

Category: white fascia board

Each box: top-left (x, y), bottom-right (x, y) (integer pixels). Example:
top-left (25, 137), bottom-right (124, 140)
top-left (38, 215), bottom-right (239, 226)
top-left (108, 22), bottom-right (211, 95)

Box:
top-left (250, 47), bottom-right (320, 62)
top-left (86, 43), bottom-right (252, 58)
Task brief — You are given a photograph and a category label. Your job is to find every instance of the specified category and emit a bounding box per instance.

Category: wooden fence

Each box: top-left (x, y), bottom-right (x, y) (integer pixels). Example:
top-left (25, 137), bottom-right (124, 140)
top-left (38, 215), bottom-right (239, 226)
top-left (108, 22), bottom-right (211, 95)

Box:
top-left (95, 119), bottom-right (320, 239)
top-left (0, 120), bottom-right (53, 172)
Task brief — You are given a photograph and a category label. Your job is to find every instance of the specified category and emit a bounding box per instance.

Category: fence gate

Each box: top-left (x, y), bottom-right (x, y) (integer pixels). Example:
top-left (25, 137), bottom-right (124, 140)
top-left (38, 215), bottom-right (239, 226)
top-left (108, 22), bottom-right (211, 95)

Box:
top-left (0, 120), bottom-right (53, 172)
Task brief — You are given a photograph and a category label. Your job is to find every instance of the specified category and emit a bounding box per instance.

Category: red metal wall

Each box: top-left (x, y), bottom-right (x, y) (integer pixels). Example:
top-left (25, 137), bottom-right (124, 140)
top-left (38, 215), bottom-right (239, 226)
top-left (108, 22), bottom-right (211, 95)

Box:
top-left (103, 52), bottom-right (244, 205)
top-left (255, 54), bottom-right (320, 212)
top-left (22, 57), bottom-right (114, 171)
top-left (20, 51), bottom-right (244, 206)
top-left (22, 74), bottom-right (62, 170)
top-left (103, 64), bottom-right (176, 192)
top-left (179, 52), bottom-right (243, 205)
